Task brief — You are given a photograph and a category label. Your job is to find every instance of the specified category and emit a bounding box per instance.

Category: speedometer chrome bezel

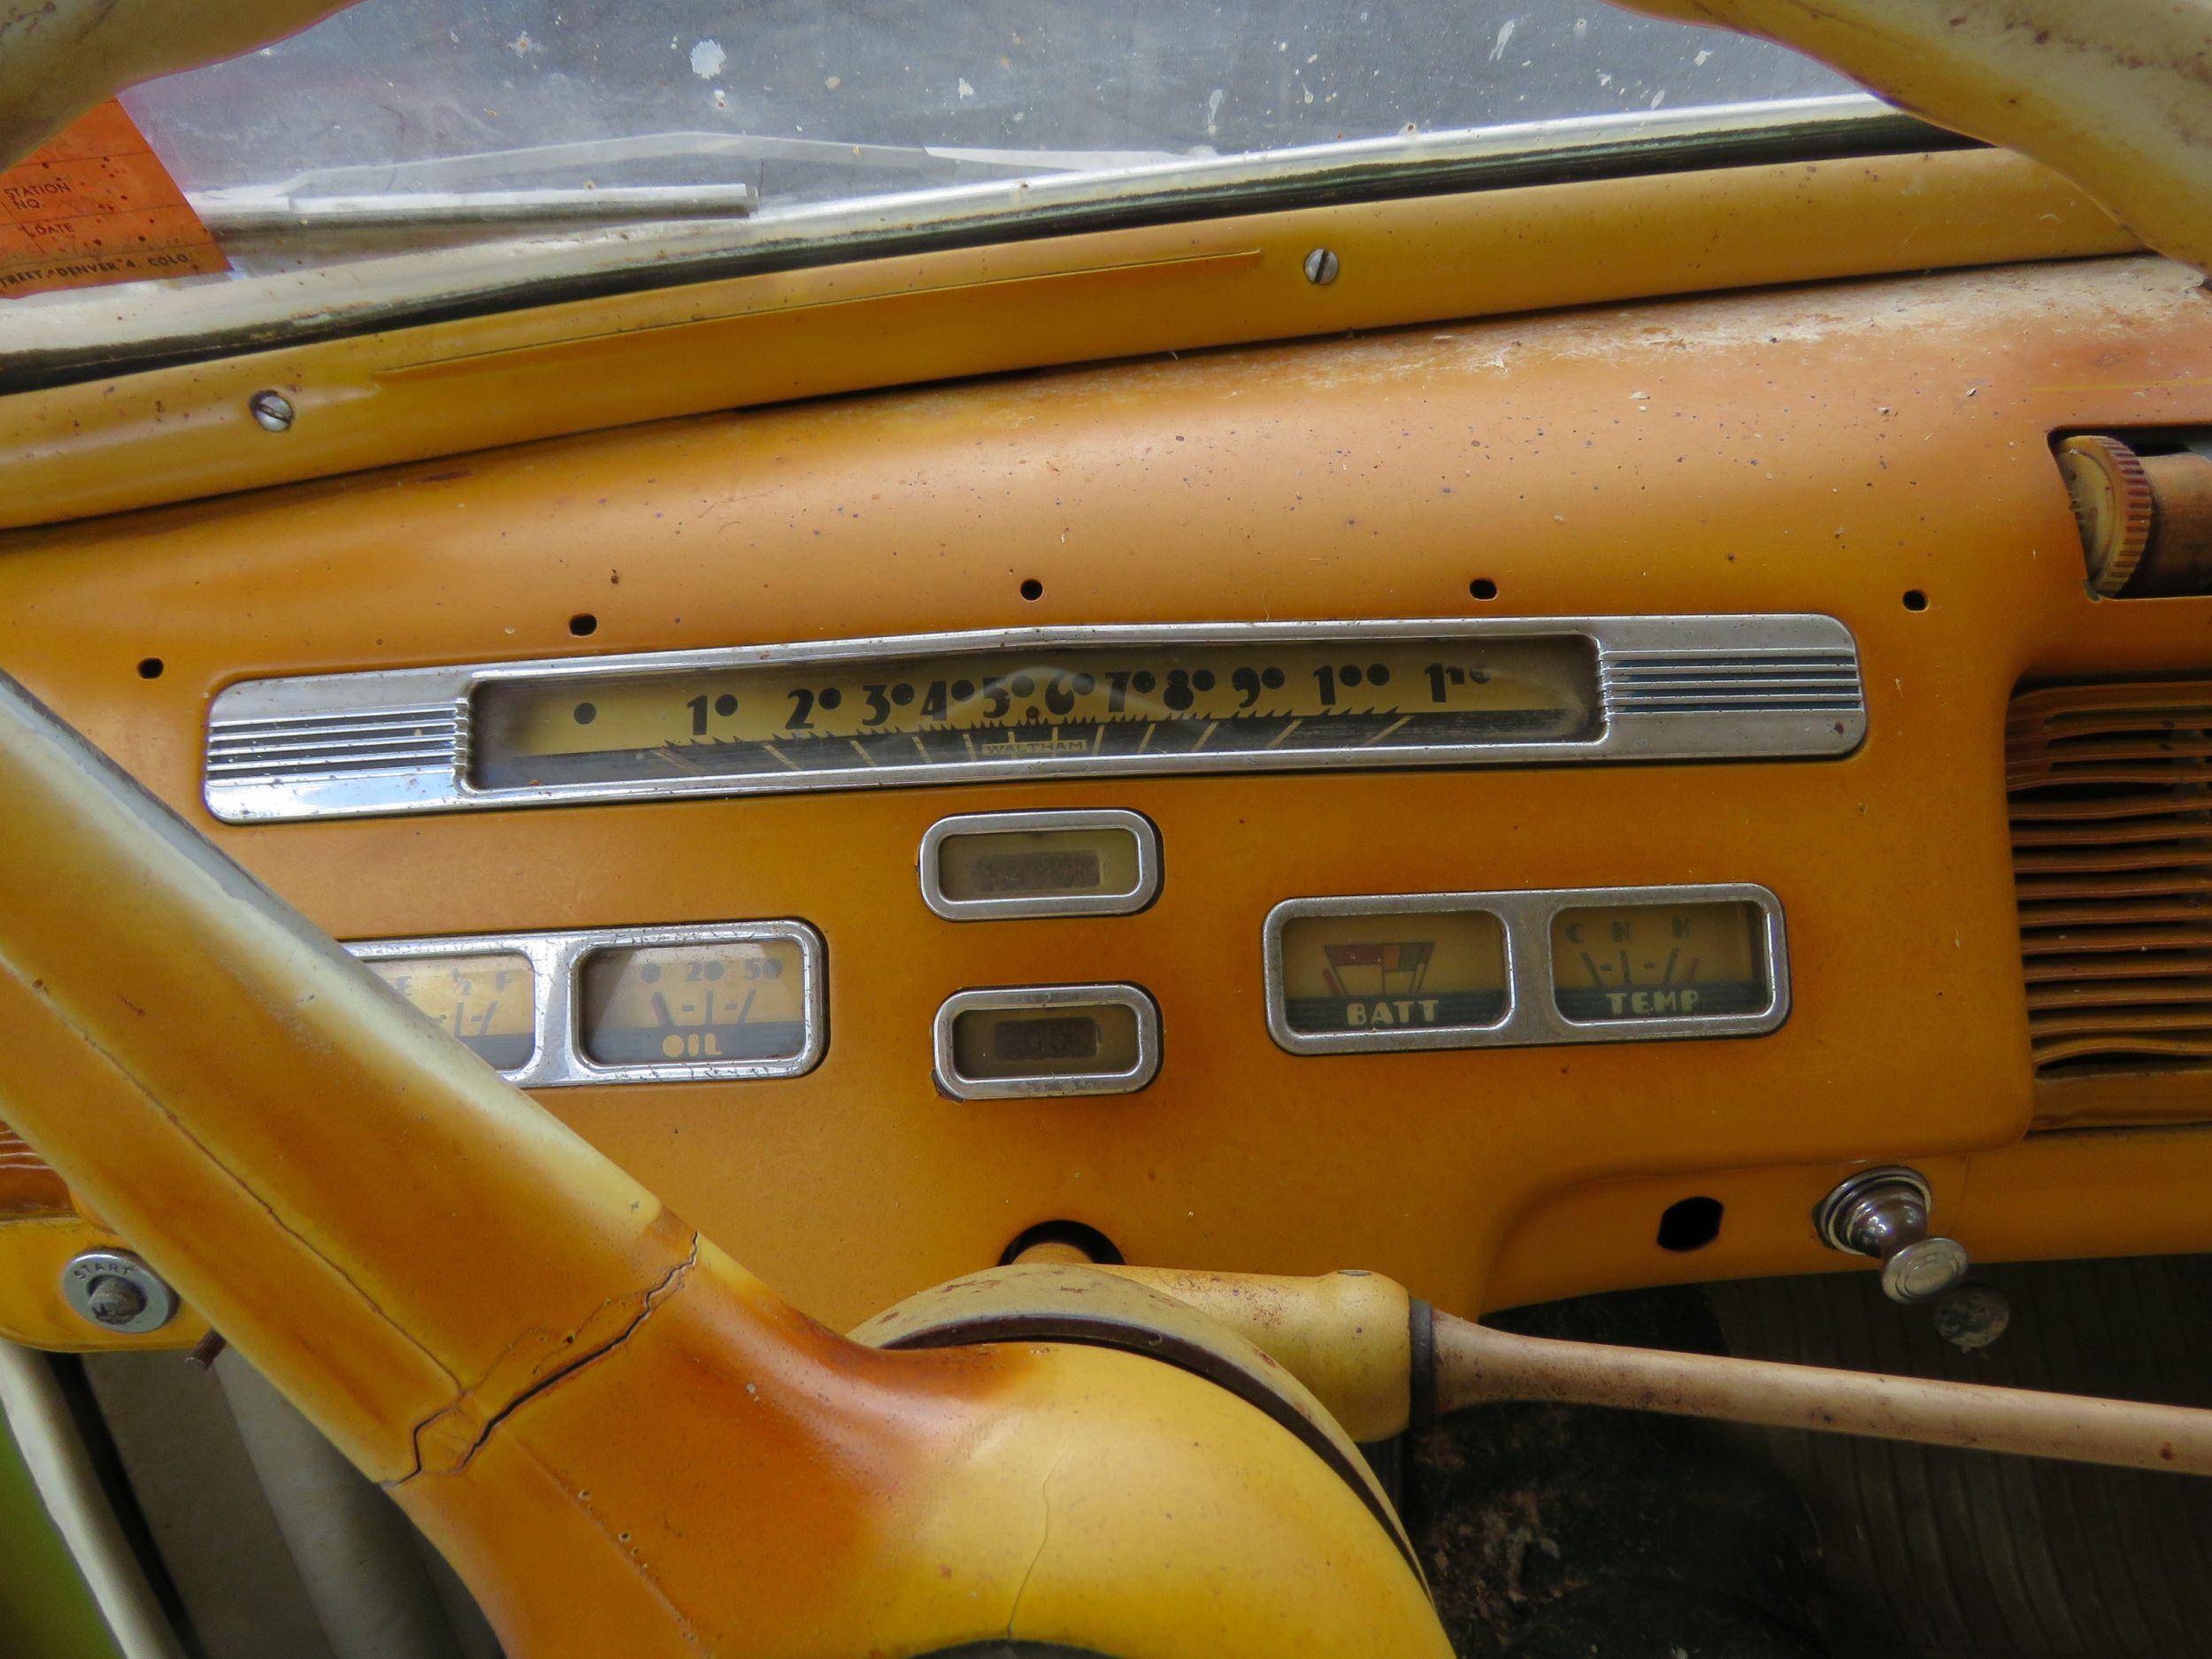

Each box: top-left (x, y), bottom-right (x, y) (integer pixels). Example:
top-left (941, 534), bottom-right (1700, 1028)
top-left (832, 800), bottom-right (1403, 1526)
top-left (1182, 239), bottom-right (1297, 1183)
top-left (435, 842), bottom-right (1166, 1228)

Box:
top-left (205, 616), bottom-right (1866, 823)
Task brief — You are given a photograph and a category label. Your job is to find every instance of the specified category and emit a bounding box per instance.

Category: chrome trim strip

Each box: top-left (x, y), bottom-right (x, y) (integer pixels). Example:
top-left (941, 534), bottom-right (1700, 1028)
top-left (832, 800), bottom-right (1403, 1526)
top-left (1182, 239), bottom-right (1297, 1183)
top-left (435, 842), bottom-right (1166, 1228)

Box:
top-left (206, 616), bottom-right (1865, 823)
top-left (345, 918), bottom-right (825, 1087)
top-left (933, 983), bottom-right (1162, 1100)
top-left (1263, 883), bottom-right (1788, 1055)
top-left (918, 808), bottom-right (1161, 921)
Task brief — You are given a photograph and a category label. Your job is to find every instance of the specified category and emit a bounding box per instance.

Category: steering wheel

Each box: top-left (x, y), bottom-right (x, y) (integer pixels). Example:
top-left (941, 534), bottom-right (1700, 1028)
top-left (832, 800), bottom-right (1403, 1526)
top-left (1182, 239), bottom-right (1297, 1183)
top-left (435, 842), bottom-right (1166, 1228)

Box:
top-left (0, 675), bottom-right (1454, 1655)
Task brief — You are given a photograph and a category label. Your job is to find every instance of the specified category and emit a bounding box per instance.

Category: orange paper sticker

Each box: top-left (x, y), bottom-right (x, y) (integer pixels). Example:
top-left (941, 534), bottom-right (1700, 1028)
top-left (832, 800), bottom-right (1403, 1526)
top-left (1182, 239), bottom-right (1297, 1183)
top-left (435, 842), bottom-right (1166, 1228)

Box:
top-left (1, 100), bottom-right (229, 299)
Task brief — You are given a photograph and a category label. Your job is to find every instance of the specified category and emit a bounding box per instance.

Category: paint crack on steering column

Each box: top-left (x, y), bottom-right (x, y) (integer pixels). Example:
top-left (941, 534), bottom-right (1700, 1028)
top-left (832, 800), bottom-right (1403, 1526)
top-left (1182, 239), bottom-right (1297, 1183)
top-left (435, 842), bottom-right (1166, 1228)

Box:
top-left (1006, 1450), bottom-right (1071, 1638)
top-left (399, 1235), bottom-right (701, 1484)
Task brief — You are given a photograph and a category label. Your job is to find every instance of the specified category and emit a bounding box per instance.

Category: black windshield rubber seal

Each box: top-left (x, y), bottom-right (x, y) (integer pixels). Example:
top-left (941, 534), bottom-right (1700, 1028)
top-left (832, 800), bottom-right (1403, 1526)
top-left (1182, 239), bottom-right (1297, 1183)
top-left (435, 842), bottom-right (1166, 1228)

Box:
top-left (0, 112), bottom-right (1972, 396)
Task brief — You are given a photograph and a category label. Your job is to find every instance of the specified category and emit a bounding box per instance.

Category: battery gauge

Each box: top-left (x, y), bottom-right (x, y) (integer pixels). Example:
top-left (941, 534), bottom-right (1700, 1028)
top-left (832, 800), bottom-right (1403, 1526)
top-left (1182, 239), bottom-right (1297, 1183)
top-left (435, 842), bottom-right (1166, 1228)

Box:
top-left (1265, 898), bottom-right (1512, 1054)
top-left (363, 952), bottom-right (536, 1072)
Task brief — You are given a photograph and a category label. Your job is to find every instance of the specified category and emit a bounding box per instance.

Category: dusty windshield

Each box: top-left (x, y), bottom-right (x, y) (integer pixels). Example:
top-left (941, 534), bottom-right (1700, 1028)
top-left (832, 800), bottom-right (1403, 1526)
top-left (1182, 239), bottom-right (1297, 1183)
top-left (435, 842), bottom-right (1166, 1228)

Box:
top-left (8, 2), bottom-right (1880, 363)
top-left (128, 1), bottom-right (1855, 220)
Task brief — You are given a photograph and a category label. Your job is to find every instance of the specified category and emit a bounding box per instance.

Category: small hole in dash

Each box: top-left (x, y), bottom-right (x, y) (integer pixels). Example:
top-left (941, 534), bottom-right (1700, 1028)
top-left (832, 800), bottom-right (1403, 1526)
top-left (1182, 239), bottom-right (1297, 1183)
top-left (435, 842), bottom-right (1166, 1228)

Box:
top-left (1019, 578), bottom-right (1045, 602)
top-left (1656, 1195), bottom-right (1724, 1253)
top-left (1001, 1219), bottom-right (1124, 1267)
top-left (136, 657), bottom-right (165, 680)
top-left (569, 613), bottom-right (599, 637)
top-left (1469, 578), bottom-right (1499, 601)
top-left (1902, 589), bottom-right (1929, 612)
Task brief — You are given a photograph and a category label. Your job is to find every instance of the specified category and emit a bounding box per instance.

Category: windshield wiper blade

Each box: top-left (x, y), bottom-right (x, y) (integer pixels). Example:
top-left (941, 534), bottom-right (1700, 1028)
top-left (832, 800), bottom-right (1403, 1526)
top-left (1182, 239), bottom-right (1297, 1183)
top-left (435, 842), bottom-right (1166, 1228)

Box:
top-left (198, 182), bottom-right (759, 232)
top-left (192, 130), bottom-right (1193, 233)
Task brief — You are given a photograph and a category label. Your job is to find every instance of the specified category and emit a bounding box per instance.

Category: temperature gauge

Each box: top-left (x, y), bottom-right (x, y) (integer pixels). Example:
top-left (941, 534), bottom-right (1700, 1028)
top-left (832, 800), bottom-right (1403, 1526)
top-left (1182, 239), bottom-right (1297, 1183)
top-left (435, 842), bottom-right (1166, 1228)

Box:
top-left (363, 952), bottom-right (536, 1073)
top-left (578, 935), bottom-right (814, 1071)
top-left (1550, 899), bottom-right (1771, 1023)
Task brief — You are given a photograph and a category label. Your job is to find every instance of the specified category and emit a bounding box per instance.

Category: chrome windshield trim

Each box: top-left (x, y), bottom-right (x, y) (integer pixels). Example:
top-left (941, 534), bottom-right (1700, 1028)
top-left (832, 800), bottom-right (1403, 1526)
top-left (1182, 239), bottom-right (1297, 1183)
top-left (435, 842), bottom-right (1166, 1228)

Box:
top-left (193, 94), bottom-right (1899, 239)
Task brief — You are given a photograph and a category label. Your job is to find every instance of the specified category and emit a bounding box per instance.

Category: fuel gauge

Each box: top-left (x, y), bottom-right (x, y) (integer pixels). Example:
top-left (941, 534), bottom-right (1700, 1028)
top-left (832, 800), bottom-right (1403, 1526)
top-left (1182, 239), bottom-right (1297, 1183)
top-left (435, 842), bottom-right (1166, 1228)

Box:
top-left (363, 952), bottom-right (536, 1073)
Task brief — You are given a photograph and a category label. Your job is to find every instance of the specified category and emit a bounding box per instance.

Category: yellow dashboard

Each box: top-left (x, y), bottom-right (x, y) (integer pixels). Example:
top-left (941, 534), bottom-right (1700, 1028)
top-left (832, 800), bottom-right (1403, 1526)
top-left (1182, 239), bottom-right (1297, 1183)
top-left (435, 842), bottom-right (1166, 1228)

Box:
top-left (4, 239), bottom-right (2212, 1348)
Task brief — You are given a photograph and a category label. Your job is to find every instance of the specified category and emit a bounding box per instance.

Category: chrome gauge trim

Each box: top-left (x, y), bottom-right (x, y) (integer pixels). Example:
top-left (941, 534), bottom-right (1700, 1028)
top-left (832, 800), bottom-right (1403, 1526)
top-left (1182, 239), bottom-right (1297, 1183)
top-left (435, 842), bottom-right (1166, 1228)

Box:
top-left (919, 808), bottom-right (1161, 921)
top-left (1263, 884), bottom-right (1788, 1055)
top-left (347, 919), bottom-right (826, 1087)
top-left (205, 615), bottom-right (1865, 822)
top-left (933, 982), bottom-right (1162, 1100)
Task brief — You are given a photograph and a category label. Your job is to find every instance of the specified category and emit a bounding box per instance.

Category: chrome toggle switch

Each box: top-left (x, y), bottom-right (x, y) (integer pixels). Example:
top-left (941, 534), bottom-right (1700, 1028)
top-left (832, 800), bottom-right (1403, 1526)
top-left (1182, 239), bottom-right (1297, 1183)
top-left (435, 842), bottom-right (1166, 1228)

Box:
top-left (1815, 1167), bottom-right (1970, 1305)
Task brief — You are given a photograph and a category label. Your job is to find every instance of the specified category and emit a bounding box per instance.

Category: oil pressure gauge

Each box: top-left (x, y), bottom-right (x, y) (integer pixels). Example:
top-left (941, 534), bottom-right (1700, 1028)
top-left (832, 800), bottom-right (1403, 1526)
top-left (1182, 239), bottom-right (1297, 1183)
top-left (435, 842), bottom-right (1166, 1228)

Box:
top-left (578, 935), bottom-right (811, 1069)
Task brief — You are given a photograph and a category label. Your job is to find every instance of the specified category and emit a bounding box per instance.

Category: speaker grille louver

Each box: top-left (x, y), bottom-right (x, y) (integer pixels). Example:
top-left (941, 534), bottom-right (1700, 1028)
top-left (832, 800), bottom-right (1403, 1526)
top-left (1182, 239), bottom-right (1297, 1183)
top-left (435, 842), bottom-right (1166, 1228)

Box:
top-left (0, 1122), bottom-right (68, 1217)
top-left (2010, 681), bottom-right (2212, 1071)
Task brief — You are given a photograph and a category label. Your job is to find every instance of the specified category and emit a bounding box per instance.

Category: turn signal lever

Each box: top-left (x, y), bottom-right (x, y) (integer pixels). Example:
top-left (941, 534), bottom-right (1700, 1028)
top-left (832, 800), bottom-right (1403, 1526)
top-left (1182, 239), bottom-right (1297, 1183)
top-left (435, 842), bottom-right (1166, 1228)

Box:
top-left (1814, 1166), bottom-right (1970, 1304)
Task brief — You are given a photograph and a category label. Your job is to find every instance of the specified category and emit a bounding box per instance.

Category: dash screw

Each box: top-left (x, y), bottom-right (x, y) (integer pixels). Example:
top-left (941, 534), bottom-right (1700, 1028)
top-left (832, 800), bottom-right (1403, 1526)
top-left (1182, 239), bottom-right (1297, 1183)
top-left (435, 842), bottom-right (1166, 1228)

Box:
top-left (248, 390), bottom-right (296, 433)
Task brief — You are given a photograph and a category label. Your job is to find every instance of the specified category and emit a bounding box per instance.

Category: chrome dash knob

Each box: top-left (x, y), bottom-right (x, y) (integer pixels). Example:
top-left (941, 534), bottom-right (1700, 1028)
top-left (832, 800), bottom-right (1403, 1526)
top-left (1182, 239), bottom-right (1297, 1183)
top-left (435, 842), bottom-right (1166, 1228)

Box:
top-left (1815, 1167), bottom-right (1970, 1305)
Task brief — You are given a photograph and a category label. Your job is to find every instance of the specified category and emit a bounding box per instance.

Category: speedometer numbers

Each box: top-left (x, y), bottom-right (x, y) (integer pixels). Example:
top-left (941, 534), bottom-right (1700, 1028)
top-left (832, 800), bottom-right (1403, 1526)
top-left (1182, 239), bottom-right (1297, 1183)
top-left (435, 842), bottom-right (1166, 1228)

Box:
top-left (472, 635), bottom-right (1596, 793)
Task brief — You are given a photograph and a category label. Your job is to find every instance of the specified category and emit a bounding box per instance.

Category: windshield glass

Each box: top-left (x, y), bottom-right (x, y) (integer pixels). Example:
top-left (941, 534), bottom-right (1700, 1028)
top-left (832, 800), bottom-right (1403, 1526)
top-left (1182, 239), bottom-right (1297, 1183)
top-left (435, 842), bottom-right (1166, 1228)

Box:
top-left (128, 0), bottom-right (1854, 217)
top-left (6, 2), bottom-right (1888, 368)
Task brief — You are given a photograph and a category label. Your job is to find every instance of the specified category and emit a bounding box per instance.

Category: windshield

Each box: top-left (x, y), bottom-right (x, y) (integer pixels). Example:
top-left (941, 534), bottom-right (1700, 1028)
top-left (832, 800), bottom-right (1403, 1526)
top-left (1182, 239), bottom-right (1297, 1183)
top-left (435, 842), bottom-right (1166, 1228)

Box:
top-left (6, 2), bottom-right (1894, 369)
top-left (129, 1), bottom-right (1854, 217)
